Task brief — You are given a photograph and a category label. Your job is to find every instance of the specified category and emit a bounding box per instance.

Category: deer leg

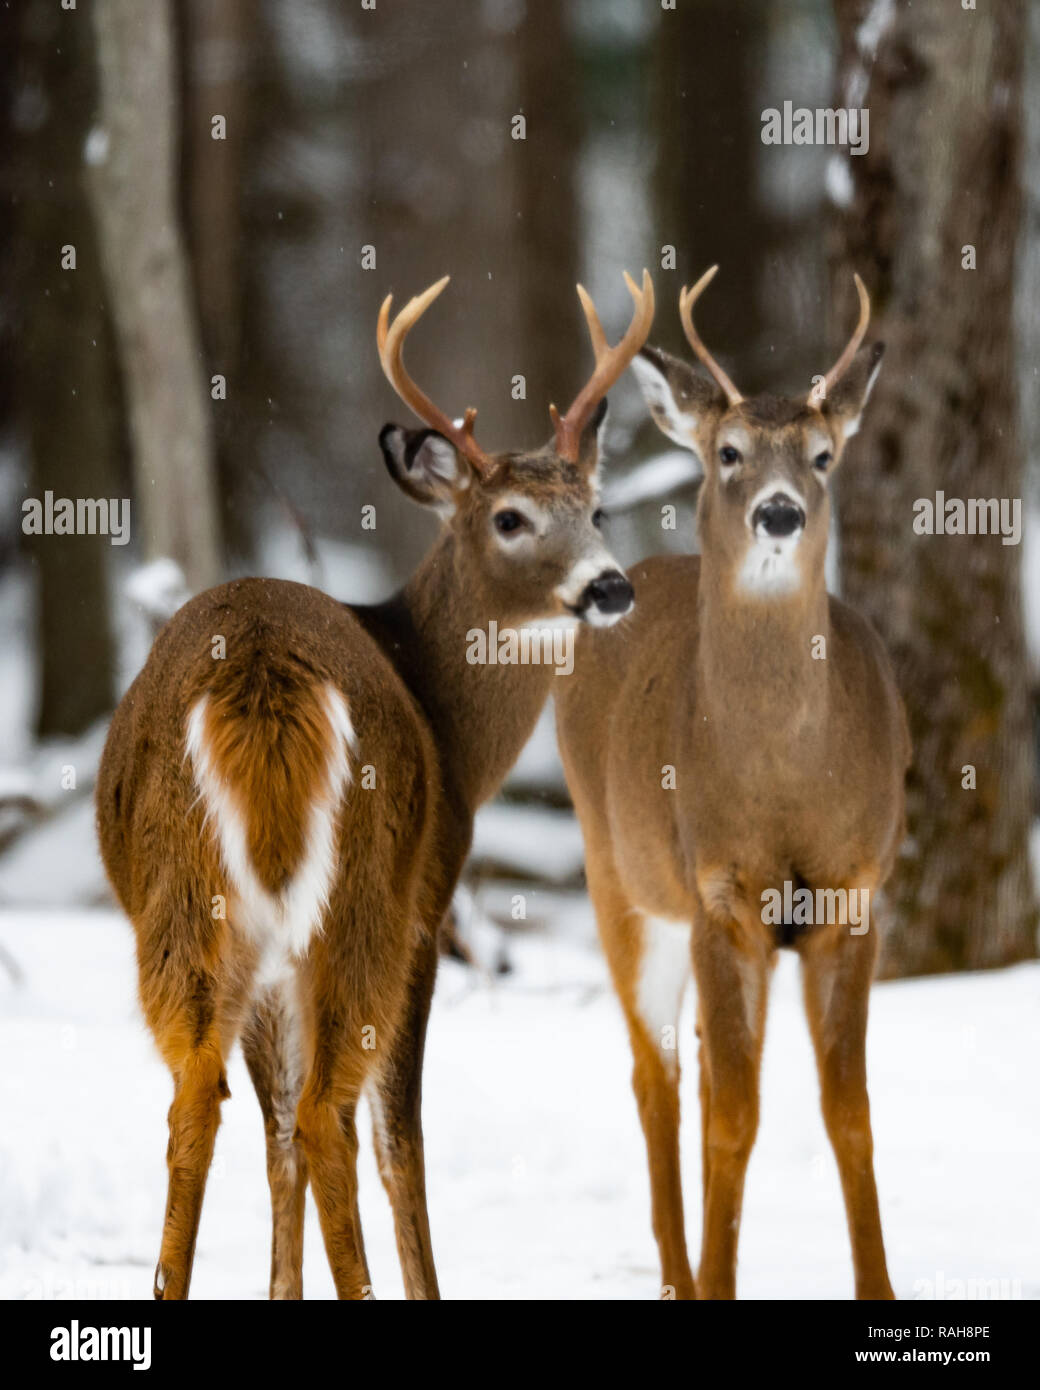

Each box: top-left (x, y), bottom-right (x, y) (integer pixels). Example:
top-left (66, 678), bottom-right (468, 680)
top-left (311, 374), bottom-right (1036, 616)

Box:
top-left (691, 916), bottom-right (770, 1299)
top-left (368, 931), bottom-right (440, 1300)
top-left (625, 914), bottom-right (696, 1300)
top-left (152, 1039), bottom-right (230, 1300)
top-left (624, 1002), bottom-right (696, 1300)
top-left (242, 980), bottom-right (308, 1299)
top-left (295, 877), bottom-right (422, 1299)
top-left (696, 1009), bottom-right (711, 1208)
top-left (137, 906), bottom-right (252, 1302)
top-left (294, 1070), bottom-right (370, 1300)
top-left (801, 923), bottom-right (894, 1299)
top-left (590, 868), bottom-right (695, 1299)
top-left (293, 958), bottom-right (376, 1300)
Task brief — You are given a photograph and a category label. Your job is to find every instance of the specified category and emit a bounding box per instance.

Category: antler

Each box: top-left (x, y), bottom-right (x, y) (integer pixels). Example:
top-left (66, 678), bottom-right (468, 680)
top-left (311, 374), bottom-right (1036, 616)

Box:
top-left (808, 272), bottom-right (870, 407)
top-left (678, 266), bottom-right (743, 406)
top-left (377, 276), bottom-right (495, 475)
top-left (550, 269), bottom-right (655, 463)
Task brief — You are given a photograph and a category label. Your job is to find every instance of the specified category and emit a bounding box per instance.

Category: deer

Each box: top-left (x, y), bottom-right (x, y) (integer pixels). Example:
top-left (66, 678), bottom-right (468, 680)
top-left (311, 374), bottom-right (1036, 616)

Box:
top-left (555, 268), bottom-right (910, 1300)
top-left (96, 269), bottom-right (655, 1299)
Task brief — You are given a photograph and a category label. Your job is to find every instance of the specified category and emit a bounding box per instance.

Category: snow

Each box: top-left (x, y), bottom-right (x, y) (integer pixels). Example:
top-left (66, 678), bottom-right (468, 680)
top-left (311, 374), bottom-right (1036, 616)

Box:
top-left (0, 798), bottom-right (109, 909)
top-left (855, 0), bottom-right (896, 63)
top-left (124, 559), bottom-right (189, 626)
top-left (1, 907), bottom-right (1037, 1301)
top-left (825, 154), bottom-right (855, 210)
top-left (82, 127), bottom-right (110, 168)
top-left (603, 448), bottom-right (700, 512)
top-left (256, 518), bottom-right (394, 606)
top-left (1023, 500), bottom-right (1040, 671)
top-left (0, 720), bottom-right (112, 909)
top-left (502, 702), bottom-right (570, 796)
top-left (470, 801), bottom-right (586, 884)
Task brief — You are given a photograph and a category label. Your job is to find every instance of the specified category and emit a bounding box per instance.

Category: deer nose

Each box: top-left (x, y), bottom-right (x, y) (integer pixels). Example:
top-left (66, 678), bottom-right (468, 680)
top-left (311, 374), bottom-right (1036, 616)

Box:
top-left (584, 570), bottom-right (634, 618)
top-left (752, 494), bottom-right (806, 538)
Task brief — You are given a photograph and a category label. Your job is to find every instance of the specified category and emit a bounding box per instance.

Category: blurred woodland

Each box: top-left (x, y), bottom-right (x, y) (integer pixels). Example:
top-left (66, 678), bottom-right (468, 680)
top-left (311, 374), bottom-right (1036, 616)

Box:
top-left (1, 0), bottom-right (1037, 978)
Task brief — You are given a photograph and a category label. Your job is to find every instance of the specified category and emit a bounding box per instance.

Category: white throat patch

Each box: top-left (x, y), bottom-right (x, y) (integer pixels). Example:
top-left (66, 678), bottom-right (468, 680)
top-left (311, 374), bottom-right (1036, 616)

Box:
top-left (738, 533), bottom-right (802, 596)
top-left (739, 481), bottom-right (806, 597)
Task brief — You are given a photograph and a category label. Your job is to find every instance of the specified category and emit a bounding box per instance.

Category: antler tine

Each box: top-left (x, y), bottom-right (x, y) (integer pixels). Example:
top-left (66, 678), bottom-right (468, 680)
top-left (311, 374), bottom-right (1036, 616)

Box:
top-left (678, 266), bottom-right (743, 406)
top-left (575, 283), bottom-right (609, 362)
top-left (808, 272), bottom-right (870, 407)
top-left (551, 268), bottom-right (656, 463)
top-left (377, 276), bottom-right (493, 474)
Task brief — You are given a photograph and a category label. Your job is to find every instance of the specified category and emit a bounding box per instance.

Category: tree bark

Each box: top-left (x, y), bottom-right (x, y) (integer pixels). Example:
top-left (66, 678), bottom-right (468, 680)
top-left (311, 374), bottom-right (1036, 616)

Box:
top-left (86, 0), bottom-right (222, 594)
top-left (831, 0), bottom-right (1037, 974)
top-left (12, 0), bottom-right (119, 737)
top-left (179, 0), bottom-right (255, 565)
top-left (515, 1), bottom-right (581, 429)
top-left (654, 0), bottom-right (774, 378)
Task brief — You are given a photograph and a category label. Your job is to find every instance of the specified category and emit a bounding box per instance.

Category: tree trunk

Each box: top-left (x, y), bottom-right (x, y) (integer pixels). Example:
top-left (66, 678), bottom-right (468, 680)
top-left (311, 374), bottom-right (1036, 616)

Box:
top-left (86, 0), bottom-right (222, 594)
top-left (654, 0), bottom-right (773, 380)
top-left (831, 0), bottom-right (1037, 974)
top-left (515, 2), bottom-right (581, 428)
top-left (179, 0), bottom-right (256, 566)
top-left (12, 0), bottom-right (119, 737)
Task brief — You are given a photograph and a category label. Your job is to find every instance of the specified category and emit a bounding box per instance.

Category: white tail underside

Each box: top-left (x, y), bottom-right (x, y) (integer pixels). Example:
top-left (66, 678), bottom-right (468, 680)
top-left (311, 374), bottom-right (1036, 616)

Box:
top-left (185, 683), bottom-right (356, 978)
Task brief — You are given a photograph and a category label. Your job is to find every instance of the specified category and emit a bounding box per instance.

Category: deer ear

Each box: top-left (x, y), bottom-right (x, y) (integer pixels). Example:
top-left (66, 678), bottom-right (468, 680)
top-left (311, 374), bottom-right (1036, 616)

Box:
top-left (631, 346), bottom-right (722, 456)
top-left (822, 341), bottom-right (884, 440)
top-left (379, 424), bottom-right (467, 509)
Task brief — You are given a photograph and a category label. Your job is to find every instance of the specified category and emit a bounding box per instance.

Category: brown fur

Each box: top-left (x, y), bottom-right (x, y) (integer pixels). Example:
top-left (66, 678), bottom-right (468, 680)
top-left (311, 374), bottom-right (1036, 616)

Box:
top-left (97, 404), bottom-right (621, 1299)
top-left (199, 652), bottom-right (338, 895)
top-left (557, 341), bottom-right (910, 1299)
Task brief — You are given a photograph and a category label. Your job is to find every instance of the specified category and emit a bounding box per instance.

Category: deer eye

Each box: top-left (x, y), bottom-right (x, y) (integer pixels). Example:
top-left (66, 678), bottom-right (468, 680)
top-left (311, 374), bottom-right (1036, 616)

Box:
top-left (719, 445), bottom-right (742, 466)
top-left (814, 450), bottom-right (833, 471)
top-left (494, 509), bottom-right (527, 536)
top-left (592, 507), bottom-right (607, 529)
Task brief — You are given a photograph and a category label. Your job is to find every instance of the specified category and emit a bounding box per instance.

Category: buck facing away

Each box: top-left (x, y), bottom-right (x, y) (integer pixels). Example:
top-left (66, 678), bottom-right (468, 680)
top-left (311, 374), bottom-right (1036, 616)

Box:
top-left (556, 269), bottom-right (910, 1299)
top-left (96, 270), bottom-right (654, 1298)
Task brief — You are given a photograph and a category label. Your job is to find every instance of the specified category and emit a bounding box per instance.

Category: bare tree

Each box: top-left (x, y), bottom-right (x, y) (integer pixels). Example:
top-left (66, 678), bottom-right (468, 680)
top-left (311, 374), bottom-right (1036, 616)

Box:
top-left (831, 0), bottom-right (1037, 974)
top-left (515, 1), bottom-right (581, 429)
top-left (653, 0), bottom-right (774, 378)
top-left (86, 0), bottom-right (221, 593)
top-left (180, 0), bottom-right (255, 565)
top-left (12, 0), bottom-right (118, 736)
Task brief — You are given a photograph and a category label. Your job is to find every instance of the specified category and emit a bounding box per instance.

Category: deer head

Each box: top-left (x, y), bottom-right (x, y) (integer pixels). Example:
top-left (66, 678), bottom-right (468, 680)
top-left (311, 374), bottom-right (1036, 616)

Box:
top-left (632, 267), bottom-right (883, 599)
top-left (377, 272), bottom-right (654, 627)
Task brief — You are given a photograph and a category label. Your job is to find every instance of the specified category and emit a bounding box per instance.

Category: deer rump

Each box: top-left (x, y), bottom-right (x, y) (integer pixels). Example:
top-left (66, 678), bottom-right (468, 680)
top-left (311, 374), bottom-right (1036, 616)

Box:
top-left (186, 657), bottom-right (357, 969)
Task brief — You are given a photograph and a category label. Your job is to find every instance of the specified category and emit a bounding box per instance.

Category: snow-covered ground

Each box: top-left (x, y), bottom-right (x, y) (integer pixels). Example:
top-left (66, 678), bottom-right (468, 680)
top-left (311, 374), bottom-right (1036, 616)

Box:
top-left (0, 906), bottom-right (1037, 1301)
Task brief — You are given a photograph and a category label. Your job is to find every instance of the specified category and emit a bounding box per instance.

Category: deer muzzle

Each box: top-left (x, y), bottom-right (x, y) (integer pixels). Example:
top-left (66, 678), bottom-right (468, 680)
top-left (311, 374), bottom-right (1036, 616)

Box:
top-left (580, 569), bottom-right (635, 627)
top-left (751, 493), bottom-right (806, 539)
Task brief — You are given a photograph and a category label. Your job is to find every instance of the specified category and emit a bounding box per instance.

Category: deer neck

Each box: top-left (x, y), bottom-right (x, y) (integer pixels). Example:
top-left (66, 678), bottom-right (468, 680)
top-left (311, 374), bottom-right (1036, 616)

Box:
top-left (357, 529), bottom-right (555, 814)
top-left (696, 550), bottom-right (832, 741)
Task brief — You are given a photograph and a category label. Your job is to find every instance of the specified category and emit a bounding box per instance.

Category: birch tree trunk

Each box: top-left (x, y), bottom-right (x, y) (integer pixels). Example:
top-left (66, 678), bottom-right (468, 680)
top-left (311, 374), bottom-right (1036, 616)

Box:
top-left (831, 0), bottom-right (1037, 974)
top-left (86, 0), bottom-right (221, 593)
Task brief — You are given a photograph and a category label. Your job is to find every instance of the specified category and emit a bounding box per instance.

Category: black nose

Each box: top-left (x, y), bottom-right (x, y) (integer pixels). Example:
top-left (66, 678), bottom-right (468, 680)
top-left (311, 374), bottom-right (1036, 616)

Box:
top-left (585, 570), bottom-right (634, 615)
top-left (752, 494), bottom-right (806, 538)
